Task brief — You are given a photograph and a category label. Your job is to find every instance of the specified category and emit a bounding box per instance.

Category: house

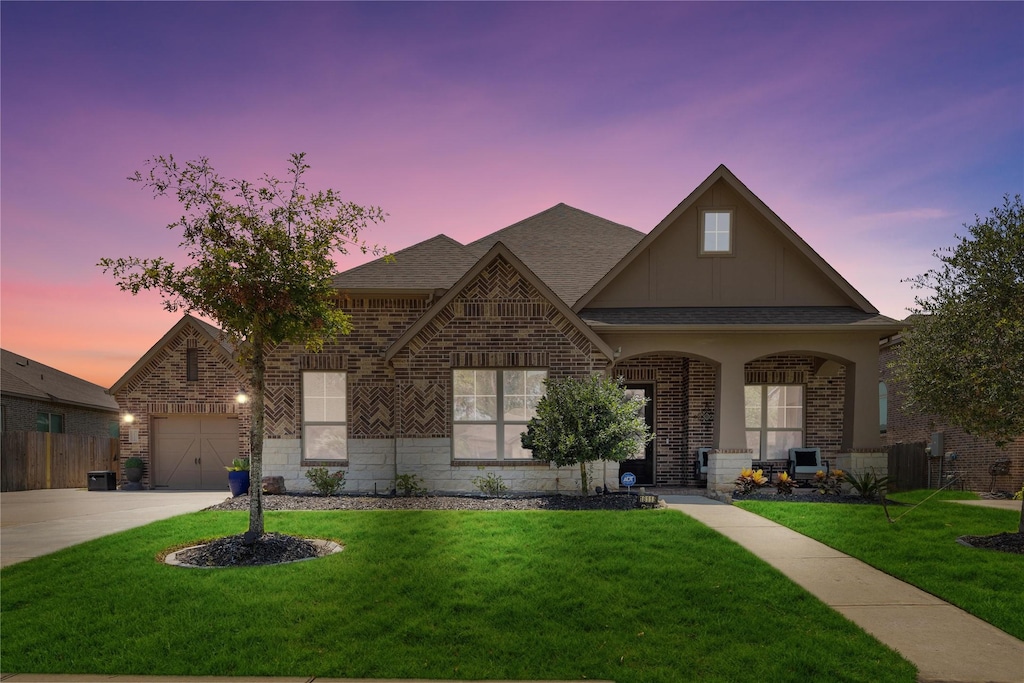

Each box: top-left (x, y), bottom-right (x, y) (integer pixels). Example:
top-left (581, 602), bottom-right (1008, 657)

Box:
top-left (2, 348), bottom-right (119, 437)
top-left (880, 332), bottom-right (1023, 493)
top-left (113, 165), bottom-right (901, 494)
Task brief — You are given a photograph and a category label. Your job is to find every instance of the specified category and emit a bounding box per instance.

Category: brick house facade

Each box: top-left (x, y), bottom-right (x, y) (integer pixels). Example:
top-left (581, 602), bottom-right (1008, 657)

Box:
top-left (113, 165), bottom-right (901, 493)
top-left (880, 338), bottom-right (1023, 494)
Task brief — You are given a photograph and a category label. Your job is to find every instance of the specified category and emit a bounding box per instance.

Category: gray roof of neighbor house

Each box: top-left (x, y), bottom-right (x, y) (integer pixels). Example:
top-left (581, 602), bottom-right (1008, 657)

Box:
top-left (332, 204), bottom-right (645, 306)
top-left (1, 348), bottom-right (119, 412)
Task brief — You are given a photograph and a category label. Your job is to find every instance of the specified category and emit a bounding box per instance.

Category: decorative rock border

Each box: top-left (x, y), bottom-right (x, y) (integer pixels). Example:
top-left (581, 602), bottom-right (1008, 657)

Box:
top-left (165, 539), bottom-right (343, 568)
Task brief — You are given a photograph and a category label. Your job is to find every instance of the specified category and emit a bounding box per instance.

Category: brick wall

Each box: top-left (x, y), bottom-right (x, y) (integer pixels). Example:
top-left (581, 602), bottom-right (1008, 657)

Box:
top-left (1, 395), bottom-right (116, 438)
top-left (113, 325), bottom-right (250, 487)
top-left (688, 360), bottom-right (717, 485)
top-left (881, 344), bottom-right (1023, 493)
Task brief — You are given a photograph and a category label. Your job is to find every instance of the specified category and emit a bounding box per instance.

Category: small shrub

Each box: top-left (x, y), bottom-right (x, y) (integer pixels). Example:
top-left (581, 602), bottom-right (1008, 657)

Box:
top-left (1013, 485), bottom-right (1023, 501)
top-left (225, 457), bottom-right (249, 472)
top-left (395, 473), bottom-right (426, 497)
top-left (305, 467), bottom-right (346, 496)
top-left (735, 468), bottom-right (769, 494)
top-left (124, 457), bottom-right (144, 470)
top-left (814, 469), bottom-right (845, 496)
top-left (471, 472), bottom-right (509, 497)
top-left (775, 471), bottom-right (798, 496)
top-left (846, 469), bottom-right (888, 500)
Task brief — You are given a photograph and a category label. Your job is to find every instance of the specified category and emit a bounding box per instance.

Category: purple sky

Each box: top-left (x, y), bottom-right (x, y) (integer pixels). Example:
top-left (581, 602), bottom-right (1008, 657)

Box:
top-left (2, 2), bottom-right (1022, 388)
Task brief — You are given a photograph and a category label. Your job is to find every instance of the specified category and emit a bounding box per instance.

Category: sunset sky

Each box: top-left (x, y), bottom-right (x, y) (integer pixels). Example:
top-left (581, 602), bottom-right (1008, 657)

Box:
top-left (2, 2), bottom-right (1022, 389)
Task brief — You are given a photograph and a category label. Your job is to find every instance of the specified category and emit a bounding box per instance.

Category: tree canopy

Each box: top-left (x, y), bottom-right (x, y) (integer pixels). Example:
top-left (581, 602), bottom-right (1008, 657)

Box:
top-left (522, 374), bottom-right (652, 495)
top-left (100, 153), bottom-right (386, 535)
top-left (894, 194), bottom-right (1023, 446)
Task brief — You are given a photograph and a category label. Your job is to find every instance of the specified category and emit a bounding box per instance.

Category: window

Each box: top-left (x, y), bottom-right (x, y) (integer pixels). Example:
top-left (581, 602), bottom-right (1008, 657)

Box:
top-left (453, 369), bottom-right (546, 460)
top-left (745, 385), bottom-right (803, 460)
top-left (36, 412), bottom-right (64, 433)
top-left (879, 381), bottom-right (888, 433)
top-left (302, 371), bottom-right (346, 461)
top-left (109, 421), bottom-right (120, 439)
top-left (186, 348), bottom-right (199, 382)
top-left (701, 210), bottom-right (733, 254)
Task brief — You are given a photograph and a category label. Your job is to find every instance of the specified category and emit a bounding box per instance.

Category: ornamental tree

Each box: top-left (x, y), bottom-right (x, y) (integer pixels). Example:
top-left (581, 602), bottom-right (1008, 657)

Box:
top-left (100, 153), bottom-right (386, 537)
top-left (521, 374), bottom-right (652, 495)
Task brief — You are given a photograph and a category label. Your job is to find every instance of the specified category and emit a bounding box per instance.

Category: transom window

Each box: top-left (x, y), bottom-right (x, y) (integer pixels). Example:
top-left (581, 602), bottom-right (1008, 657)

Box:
top-left (745, 384), bottom-right (803, 460)
top-left (701, 210), bottom-right (733, 254)
top-left (453, 369), bottom-right (546, 460)
top-left (302, 371), bottom-right (347, 461)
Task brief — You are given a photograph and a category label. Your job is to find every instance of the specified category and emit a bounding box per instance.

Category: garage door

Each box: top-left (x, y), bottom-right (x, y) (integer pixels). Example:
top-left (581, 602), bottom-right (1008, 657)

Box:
top-left (152, 416), bottom-right (239, 490)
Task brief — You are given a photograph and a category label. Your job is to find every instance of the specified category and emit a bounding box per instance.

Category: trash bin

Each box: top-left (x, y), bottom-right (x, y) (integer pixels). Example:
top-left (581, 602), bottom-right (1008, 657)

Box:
top-left (87, 470), bottom-right (116, 491)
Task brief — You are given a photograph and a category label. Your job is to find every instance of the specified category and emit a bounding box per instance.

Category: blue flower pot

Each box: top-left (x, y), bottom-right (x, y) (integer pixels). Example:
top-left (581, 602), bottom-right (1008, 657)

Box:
top-left (228, 470), bottom-right (250, 497)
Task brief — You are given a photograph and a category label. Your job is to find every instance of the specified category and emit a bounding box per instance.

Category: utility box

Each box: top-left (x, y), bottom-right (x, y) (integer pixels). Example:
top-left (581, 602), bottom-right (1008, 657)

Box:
top-left (87, 470), bottom-right (116, 491)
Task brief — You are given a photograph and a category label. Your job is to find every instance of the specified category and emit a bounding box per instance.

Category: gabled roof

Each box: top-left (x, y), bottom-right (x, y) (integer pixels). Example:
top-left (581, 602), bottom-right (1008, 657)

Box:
top-left (109, 314), bottom-right (239, 395)
top-left (1, 348), bottom-right (119, 412)
top-left (332, 235), bottom-right (478, 291)
top-left (574, 165), bottom-right (878, 313)
top-left (465, 204), bottom-right (644, 306)
top-left (331, 204), bottom-right (644, 306)
top-left (384, 242), bottom-right (615, 362)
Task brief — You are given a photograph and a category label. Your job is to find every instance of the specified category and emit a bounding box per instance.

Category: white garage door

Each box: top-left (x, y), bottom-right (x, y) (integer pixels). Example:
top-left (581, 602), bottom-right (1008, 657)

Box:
top-left (152, 416), bottom-right (239, 490)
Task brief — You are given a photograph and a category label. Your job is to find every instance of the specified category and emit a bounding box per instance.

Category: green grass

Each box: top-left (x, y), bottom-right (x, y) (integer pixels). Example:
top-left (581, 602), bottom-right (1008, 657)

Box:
top-left (736, 494), bottom-right (1023, 640)
top-left (1, 510), bottom-right (915, 682)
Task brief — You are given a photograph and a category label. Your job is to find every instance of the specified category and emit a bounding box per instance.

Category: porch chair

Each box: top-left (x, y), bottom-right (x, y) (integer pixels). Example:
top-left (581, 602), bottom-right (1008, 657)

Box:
top-left (695, 447), bottom-right (712, 482)
top-left (788, 447), bottom-right (826, 480)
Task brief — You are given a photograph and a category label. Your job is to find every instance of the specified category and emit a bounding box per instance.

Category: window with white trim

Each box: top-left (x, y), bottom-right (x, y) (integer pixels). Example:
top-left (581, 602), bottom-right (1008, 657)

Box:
top-left (701, 210), bottom-right (733, 254)
top-left (453, 369), bottom-right (546, 460)
top-left (302, 371), bottom-right (347, 461)
top-left (745, 384), bottom-right (803, 460)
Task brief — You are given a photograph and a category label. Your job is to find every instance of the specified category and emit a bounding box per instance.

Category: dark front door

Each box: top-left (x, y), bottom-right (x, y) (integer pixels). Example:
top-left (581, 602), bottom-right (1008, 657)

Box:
top-left (619, 384), bottom-right (655, 486)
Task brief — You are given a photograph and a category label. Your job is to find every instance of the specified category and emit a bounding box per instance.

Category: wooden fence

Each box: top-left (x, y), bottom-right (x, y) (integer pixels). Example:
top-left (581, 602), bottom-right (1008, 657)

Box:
top-left (887, 441), bottom-right (929, 492)
top-left (1, 432), bottom-right (119, 492)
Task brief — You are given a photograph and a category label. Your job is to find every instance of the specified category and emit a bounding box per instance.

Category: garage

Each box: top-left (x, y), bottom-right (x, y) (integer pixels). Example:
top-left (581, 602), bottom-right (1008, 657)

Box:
top-left (152, 415), bottom-right (239, 490)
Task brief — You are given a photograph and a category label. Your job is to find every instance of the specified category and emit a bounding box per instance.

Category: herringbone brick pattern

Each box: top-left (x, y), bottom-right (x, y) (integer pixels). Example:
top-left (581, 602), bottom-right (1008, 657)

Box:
top-left (350, 383), bottom-right (393, 437)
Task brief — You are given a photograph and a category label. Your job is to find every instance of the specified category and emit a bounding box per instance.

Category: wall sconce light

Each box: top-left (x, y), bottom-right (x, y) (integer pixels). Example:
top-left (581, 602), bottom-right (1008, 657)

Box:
top-left (236, 391), bottom-right (249, 405)
top-left (122, 413), bottom-right (135, 424)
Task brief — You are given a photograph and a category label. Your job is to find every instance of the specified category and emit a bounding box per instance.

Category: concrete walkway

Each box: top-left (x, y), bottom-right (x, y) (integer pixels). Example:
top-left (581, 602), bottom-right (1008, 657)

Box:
top-left (1, 488), bottom-right (229, 567)
top-left (663, 495), bottom-right (1024, 683)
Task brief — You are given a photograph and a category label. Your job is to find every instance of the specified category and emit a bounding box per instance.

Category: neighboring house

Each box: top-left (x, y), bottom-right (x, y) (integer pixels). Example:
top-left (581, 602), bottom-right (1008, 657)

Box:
top-left (880, 333), bottom-right (1023, 493)
top-left (115, 165), bottom-right (901, 494)
top-left (1, 348), bottom-right (119, 437)
top-left (110, 315), bottom-right (251, 490)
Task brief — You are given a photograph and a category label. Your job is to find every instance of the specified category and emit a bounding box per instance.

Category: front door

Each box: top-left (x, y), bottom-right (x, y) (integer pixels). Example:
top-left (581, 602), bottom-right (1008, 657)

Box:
top-left (619, 384), bottom-right (655, 486)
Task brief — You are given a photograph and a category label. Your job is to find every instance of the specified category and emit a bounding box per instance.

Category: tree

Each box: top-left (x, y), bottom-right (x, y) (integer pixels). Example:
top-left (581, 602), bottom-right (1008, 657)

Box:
top-left (100, 153), bottom-right (386, 538)
top-left (521, 374), bottom-right (652, 495)
top-left (893, 194), bottom-right (1023, 532)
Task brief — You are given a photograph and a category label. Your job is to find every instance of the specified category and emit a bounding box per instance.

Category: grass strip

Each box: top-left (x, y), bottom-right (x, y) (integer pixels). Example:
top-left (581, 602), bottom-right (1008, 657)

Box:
top-left (1, 509), bottom-right (914, 682)
top-left (736, 494), bottom-right (1023, 640)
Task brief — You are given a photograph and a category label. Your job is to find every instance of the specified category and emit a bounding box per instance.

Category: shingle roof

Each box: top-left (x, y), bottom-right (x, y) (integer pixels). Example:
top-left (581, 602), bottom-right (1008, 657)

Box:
top-left (1, 348), bottom-right (119, 411)
top-left (331, 205), bottom-right (644, 306)
top-left (579, 307), bottom-right (902, 329)
top-left (332, 235), bottom-right (479, 291)
top-left (466, 204), bottom-right (644, 305)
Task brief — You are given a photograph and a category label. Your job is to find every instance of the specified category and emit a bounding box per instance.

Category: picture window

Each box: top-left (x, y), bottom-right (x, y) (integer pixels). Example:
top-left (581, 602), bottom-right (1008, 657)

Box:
top-left (453, 369), bottom-right (547, 460)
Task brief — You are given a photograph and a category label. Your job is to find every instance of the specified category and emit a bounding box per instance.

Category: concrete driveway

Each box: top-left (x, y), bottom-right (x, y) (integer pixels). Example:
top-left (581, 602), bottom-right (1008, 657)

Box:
top-left (1, 489), bottom-right (230, 567)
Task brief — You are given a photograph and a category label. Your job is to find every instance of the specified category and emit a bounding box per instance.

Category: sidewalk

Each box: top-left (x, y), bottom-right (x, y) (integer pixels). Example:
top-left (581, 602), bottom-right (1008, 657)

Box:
top-left (663, 495), bottom-right (1024, 683)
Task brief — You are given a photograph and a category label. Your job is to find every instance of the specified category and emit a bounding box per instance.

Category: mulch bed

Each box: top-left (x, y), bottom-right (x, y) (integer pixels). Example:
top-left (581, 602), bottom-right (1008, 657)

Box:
top-left (204, 492), bottom-right (650, 513)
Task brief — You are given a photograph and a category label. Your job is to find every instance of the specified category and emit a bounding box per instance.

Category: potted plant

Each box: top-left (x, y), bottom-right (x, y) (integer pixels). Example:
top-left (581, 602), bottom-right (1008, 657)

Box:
top-left (123, 456), bottom-right (144, 490)
top-left (225, 457), bottom-right (250, 497)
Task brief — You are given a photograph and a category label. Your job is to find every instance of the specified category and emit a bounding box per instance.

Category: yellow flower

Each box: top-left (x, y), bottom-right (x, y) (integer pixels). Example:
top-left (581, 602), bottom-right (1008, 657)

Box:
top-left (815, 470), bottom-right (826, 479)
top-left (778, 471), bottom-right (791, 482)
top-left (740, 468), bottom-right (754, 478)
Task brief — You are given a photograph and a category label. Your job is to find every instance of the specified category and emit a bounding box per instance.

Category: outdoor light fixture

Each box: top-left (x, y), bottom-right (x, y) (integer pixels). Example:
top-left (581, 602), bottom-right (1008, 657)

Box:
top-left (236, 391), bottom-right (249, 404)
top-left (122, 413), bottom-right (135, 424)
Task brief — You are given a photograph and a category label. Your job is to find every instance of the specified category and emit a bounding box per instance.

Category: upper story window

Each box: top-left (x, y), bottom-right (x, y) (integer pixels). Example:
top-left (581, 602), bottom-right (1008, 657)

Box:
top-left (186, 348), bottom-right (199, 382)
top-left (302, 371), bottom-right (347, 461)
top-left (701, 209), bottom-right (733, 255)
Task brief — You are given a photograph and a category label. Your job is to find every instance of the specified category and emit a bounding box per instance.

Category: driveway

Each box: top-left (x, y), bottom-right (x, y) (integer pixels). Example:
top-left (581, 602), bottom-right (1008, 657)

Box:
top-left (1, 489), bottom-right (229, 567)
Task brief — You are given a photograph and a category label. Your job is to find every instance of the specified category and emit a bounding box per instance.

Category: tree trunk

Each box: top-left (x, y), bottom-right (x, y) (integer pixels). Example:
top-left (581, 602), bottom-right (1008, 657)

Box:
top-left (579, 460), bottom-right (589, 496)
top-left (248, 338), bottom-right (266, 537)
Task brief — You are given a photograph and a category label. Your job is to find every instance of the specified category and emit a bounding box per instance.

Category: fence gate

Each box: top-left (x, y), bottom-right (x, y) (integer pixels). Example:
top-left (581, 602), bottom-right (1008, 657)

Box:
top-left (887, 442), bottom-right (929, 491)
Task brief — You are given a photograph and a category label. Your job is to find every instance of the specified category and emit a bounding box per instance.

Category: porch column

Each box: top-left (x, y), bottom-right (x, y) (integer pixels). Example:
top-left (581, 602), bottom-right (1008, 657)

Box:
top-left (842, 348), bottom-right (884, 452)
top-left (715, 358), bottom-right (749, 451)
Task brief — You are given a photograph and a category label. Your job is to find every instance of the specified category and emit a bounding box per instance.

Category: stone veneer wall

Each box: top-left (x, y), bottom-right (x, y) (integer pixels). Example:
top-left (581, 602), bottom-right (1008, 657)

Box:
top-left (744, 354), bottom-right (846, 468)
top-left (880, 345), bottom-right (1023, 493)
top-left (113, 325), bottom-right (250, 488)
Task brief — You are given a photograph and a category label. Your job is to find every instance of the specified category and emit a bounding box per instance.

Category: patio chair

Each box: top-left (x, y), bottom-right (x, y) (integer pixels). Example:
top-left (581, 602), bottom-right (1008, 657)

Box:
top-left (788, 447), bottom-right (826, 479)
top-left (695, 447), bottom-right (711, 481)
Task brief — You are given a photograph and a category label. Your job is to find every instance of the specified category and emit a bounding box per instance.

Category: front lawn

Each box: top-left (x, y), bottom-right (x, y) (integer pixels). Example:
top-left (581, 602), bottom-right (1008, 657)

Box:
top-left (736, 492), bottom-right (1023, 640)
top-left (1, 510), bottom-right (915, 682)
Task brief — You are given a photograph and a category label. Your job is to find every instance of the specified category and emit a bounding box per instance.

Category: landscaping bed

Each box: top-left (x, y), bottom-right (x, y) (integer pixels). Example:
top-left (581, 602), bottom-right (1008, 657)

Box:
top-left (205, 491), bottom-right (650, 512)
